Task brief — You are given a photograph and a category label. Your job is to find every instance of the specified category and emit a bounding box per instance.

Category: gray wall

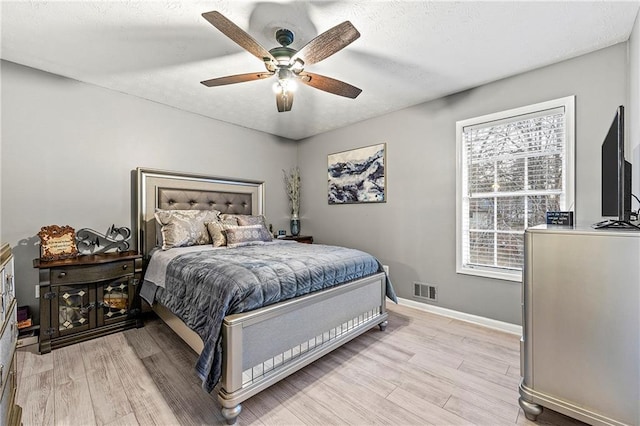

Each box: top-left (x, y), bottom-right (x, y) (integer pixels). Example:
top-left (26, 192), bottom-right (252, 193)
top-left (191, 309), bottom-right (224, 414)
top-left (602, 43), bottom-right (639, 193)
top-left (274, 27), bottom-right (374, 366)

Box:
top-left (1, 60), bottom-right (297, 322)
top-left (1, 40), bottom-right (635, 328)
top-left (297, 43), bottom-right (629, 325)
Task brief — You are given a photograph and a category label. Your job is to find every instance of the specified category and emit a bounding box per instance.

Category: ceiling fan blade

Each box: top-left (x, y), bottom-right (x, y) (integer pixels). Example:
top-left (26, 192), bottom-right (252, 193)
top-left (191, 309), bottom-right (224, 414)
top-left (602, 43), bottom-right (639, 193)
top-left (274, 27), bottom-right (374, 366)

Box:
top-left (292, 21), bottom-right (360, 66)
top-left (202, 11), bottom-right (276, 63)
top-left (201, 72), bottom-right (273, 87)
top-left (299, 72), bottom-right (362, 99)
top-left (276, 92), bottom-right (294, 112)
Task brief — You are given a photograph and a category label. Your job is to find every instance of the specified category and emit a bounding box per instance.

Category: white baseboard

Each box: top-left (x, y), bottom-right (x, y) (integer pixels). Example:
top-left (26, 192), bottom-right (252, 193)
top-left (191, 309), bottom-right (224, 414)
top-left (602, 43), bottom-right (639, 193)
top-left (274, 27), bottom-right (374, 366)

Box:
top-left (396, 297), bottom-right (522, 336)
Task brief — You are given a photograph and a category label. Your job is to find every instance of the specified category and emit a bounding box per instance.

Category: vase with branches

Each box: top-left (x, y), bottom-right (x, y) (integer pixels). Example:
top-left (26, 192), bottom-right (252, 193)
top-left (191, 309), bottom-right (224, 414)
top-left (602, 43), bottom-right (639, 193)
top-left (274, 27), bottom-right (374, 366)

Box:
top-left (283, 167), bottom-right (301, 235)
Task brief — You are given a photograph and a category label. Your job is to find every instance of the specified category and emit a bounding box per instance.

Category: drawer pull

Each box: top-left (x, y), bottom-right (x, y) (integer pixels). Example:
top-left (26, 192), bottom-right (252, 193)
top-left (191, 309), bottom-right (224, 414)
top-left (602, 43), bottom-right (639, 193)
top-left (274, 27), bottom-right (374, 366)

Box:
top-left (58, 272), bottom-right (67, 278)
top-left (0, 364), bottom-right (3, 387)
top-left (122, 264), bottom-right (128, 270)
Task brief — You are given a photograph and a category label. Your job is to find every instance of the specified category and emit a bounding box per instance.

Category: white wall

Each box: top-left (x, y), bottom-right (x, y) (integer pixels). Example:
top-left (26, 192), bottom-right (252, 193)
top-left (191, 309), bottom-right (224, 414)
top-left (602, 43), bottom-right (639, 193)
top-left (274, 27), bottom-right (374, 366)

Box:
top-left (1, 60), bottom-right (297, 321)
top-left (298, 44), bottom-right (628, 325)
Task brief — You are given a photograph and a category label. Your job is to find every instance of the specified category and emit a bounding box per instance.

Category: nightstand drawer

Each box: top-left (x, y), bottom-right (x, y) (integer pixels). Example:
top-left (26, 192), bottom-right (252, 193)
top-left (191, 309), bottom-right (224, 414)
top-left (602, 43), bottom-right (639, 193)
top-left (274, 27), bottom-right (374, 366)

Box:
top-left (51, 260), bottom-right (134, 284)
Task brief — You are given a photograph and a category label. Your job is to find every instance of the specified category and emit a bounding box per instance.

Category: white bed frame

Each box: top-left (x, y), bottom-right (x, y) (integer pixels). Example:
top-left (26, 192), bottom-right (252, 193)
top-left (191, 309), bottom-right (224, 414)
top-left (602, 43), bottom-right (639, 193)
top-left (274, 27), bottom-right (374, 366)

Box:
top-left (136, 168), bottom-right (389, 424)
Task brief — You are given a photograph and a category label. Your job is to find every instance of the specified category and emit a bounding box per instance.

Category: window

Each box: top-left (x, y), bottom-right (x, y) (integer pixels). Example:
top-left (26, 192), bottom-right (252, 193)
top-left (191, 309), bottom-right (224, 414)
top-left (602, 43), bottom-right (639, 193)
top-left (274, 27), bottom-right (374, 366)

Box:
top-left (456, 96), bottom-right (575, 281)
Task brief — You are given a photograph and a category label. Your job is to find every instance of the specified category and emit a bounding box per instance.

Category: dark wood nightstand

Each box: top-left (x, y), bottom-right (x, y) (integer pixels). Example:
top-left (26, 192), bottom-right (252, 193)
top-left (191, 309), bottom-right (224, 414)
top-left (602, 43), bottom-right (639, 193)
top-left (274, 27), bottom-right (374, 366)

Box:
top-left (33, 251), bottom-right (142, 354)
top-left (280, 235), bottom-right (313, 244)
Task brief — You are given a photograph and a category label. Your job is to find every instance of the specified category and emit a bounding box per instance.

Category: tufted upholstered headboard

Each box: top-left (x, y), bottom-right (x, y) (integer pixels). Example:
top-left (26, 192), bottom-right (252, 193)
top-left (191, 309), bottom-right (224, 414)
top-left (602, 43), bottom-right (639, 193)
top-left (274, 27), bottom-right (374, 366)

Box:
top-left (136, 167), bottom-right (264, 260)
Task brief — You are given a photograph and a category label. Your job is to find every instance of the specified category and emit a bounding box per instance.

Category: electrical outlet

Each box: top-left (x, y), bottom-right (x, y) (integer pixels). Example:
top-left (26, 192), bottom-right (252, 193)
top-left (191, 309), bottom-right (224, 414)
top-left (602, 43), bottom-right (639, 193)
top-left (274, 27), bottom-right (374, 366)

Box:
top-left (35, 284), bottom-right (40, 298)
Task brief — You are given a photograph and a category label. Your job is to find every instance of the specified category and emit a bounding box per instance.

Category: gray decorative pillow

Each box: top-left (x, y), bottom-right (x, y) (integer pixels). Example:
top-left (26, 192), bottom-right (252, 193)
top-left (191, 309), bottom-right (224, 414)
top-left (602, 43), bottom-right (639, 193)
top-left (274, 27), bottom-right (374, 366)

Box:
top-left (154, 209), bottom-right (220, 250)
top-left (235, 214), bottom-right (267, 227)
top-left (225, 224), bottom-right (273, 248)
top-left (205, 219), bottom-right (239, 247)
top-left (219, 214), bottom-right (239, 225)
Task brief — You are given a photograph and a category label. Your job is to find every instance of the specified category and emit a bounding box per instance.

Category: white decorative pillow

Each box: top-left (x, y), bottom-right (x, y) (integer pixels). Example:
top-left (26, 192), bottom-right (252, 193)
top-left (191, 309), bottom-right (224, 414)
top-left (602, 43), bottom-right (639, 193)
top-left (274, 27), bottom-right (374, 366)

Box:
top-left (224, 224), bottom-right (273, 248)
top-left (154, 209), bottom-right (220, 250)
top-left (205, 218), bottom-right (240, 247)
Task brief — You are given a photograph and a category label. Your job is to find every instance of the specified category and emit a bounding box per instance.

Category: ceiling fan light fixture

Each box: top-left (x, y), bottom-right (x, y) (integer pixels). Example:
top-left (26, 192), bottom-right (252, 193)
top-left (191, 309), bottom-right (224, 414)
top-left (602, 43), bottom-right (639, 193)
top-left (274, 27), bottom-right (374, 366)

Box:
top-left (273, 78), bottom-right (297, 95)
top-left (200, 11), bottom-right (362, 112)
top-left (291, 58), bottom-right (305, 73)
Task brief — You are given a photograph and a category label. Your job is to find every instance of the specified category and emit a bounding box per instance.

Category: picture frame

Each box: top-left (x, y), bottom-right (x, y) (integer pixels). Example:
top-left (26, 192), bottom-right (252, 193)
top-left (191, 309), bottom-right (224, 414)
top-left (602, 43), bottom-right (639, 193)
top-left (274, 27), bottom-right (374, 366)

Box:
top-left (38, 225), bottom-right (79, 261)
top-left (328, 143), bottom-right (386, 204)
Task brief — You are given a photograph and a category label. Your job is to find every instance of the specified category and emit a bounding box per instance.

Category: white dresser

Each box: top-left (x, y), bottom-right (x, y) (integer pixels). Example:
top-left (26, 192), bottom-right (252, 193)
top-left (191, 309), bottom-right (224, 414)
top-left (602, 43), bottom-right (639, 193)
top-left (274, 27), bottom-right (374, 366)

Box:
top-left (0, 243), bottom-right (21, 426)
top-left (519, 225), bottom-right (639, 426)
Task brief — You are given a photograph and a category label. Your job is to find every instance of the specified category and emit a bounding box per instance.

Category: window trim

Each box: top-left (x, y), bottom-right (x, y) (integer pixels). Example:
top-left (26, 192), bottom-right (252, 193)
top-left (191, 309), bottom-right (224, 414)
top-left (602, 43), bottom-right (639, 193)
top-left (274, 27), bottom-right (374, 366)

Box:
top-left (456, 96), bottom-right (575, 282)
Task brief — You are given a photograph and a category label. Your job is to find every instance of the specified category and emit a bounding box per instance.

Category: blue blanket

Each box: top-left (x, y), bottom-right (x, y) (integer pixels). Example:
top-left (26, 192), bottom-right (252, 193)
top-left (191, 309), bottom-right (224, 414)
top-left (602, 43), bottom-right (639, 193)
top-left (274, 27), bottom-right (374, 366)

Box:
top-left (153, 242), bottom-right (396, 392)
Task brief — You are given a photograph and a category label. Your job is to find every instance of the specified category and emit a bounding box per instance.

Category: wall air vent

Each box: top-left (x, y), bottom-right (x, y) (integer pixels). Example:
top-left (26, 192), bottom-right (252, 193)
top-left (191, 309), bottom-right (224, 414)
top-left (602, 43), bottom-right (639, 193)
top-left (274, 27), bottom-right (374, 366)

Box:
top-left (414, 282), bottom-right (437, 301)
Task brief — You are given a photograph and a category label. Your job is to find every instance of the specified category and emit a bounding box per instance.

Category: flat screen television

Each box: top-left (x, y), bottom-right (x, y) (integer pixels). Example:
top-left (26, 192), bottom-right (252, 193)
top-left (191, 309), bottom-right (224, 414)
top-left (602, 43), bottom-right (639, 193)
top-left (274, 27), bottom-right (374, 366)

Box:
top-left (595, 105), bottom-right (638, 229)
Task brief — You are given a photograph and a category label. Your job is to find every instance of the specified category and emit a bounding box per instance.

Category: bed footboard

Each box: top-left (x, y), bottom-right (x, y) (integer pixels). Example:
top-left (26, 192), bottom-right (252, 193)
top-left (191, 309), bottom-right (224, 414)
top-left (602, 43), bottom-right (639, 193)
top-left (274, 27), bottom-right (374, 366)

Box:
top-left (218, 272), bottom-right (388, 424)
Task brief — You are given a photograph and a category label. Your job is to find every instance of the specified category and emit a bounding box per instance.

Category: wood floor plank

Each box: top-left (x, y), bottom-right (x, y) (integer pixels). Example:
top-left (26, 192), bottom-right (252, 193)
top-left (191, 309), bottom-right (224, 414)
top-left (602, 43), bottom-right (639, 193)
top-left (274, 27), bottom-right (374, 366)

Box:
top-left (102, 412), bottom-right (140, 426)
top-left (386, 386), bottom-right (472, 426)
top-left (81, 338), bottom-right (135, 425)
top-left (241, 385), bottom-right (305, 425)
top-left (461, 334), bottom-right (521, 365)
top-left (444, 394), bottom-right (515, 426)
top-left (20, 350), bottom-right (53, 379)
top-left (143, 320), bottom-right (201, 386)
top-left (51, 344), bottom-right (98, 425)
top-left (16, 303), bottom-right (589, 426)
top-left (405, 328), bottom-right (513, 374)
top-left (295, 367), bottom-right (430, 425)
top-left (105, 333), bottom-right (181, 425)
top-left (123, 326), bottom-right (162, 359)
top-left (80, 338), bottom-right (112, 373)
top-left (255, 377), bottom-right (347, 425)
top-left (365, 322), bottom-right (467, 367)
top-left (308, 350), bottom-right (398, 399)
top-left (297, 362), bottom-right (397, 423)
top-left (16, 348), bottom-right (25, 383)
top-left (141, 351), bottom-right (224, 425)
top-left (507, 364), bottom-right (521, 379)
top-left (53, 344), bottom-right (88, 384)
top-left (288, 368), bottom-right (398, 425)
top-left (448, 384), bottom-right (520, 423)
top-left (458, 359), bottom-right (521, 391)
top-left (407, 350), bottom-right (519, 406)
top-left (15, 369), bottom-right (55, 426)
top-left (338, 330), bottom-right (416, 365)
top-left (54, 375), bottom-right (97, 425)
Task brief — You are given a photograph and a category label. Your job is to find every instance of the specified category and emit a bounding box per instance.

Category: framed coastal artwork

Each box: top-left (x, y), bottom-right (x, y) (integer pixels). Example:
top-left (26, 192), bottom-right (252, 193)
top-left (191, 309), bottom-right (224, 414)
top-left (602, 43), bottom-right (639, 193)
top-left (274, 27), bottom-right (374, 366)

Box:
top-left (328, 143), bottom-right (386, 204)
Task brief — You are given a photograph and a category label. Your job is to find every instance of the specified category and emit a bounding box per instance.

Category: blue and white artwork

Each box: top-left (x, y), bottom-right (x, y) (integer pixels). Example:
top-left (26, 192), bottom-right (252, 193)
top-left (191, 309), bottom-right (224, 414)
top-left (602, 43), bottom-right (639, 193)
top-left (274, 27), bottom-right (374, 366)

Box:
top-left (328, 143), bottom-right (386, 204)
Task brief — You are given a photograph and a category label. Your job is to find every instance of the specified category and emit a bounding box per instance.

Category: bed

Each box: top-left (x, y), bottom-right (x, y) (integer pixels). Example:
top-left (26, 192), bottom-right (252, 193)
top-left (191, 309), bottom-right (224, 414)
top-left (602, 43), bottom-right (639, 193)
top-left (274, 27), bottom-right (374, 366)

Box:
top-left (135, 167), bottom-right (395, 424)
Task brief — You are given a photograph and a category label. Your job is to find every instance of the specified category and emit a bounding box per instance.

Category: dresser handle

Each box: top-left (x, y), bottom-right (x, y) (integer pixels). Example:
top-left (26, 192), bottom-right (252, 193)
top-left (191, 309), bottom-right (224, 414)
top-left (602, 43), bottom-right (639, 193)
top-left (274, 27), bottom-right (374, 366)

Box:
top-left (122, 264), bottom-right (128, 270)
top-left (58, 272), bottom-right (67, 278)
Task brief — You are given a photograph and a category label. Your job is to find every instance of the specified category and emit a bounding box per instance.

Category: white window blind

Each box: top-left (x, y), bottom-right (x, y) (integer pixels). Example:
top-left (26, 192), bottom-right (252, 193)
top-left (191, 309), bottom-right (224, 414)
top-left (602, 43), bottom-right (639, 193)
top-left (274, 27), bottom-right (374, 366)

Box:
top-left (456, 96), bottom-right (575, 281)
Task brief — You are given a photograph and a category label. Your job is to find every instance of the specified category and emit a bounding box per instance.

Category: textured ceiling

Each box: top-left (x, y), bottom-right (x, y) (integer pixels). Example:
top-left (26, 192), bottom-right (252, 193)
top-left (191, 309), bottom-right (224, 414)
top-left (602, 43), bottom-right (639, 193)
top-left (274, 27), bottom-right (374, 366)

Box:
top-left (2, 1), bottom-right (639, 140)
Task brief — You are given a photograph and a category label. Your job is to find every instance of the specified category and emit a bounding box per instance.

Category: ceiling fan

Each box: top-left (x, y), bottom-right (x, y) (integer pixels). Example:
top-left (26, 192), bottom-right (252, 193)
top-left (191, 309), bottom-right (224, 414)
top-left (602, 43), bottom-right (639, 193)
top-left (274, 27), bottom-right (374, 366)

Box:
top-left (200, 11), bottom-right (362, 112)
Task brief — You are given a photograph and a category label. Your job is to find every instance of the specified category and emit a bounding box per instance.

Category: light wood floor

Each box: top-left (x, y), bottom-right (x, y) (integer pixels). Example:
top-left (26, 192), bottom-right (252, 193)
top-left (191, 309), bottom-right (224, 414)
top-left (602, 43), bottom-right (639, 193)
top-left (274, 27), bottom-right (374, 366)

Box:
top-left (16, 303), bottom-right (586, 426)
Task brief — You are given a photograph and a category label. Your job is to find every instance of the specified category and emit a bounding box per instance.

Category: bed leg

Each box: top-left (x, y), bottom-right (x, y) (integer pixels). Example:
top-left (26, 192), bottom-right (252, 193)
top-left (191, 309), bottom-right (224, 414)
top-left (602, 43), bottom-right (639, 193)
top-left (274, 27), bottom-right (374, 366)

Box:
top-left (518, 397), bottom-right (542, 421)
top-left (378, 320), bottom-right (388, 331)
top-left (221, 404), bottom-right (242, 425)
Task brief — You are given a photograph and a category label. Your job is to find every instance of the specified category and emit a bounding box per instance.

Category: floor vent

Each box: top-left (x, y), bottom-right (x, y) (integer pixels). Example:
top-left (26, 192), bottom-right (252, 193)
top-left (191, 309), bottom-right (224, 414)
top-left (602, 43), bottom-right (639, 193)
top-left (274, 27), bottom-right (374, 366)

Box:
top-left (414, 282), bottom-right (437, 301)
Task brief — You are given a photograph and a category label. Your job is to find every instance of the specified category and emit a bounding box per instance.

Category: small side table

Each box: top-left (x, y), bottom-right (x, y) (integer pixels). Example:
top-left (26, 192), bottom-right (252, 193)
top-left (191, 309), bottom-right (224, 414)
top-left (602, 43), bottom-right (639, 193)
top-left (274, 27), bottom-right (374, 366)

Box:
top-left (33, 251), bottom-right (142, 354)
top-left (280, 235), bottom-right (313, 244)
